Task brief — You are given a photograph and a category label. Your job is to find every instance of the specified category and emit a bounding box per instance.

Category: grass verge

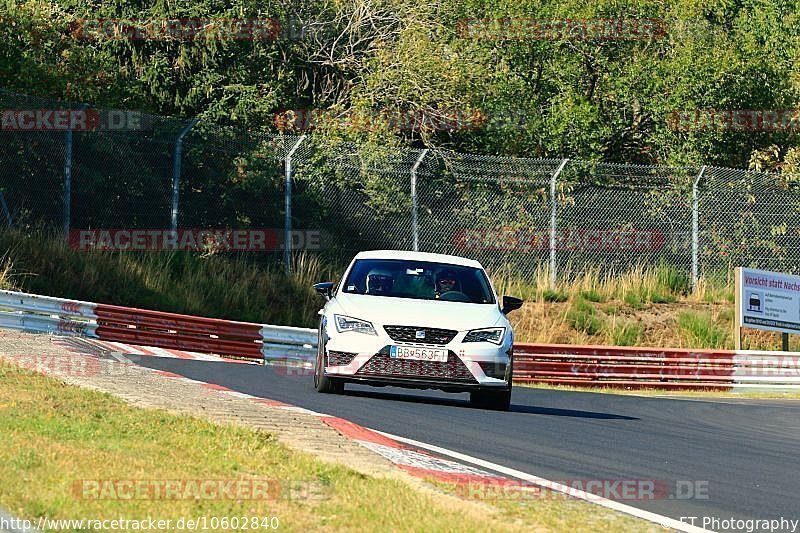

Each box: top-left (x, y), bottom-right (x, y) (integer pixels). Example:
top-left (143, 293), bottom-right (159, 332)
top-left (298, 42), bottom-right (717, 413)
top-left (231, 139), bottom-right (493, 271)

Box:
top-left (0, 363), bottom-right (658, 532)
top-left (427, 479), bottom-right (664, 533)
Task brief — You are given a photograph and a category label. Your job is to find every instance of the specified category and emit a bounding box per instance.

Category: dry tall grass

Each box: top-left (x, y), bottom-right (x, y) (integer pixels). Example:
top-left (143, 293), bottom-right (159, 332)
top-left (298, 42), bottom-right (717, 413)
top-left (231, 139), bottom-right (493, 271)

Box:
top-left (490, 262), bottom-right (732, 305)
top-left (0, 254), bottom-right (15, 290)
top-left (491, 262), bottom-right (741, 348)
top-left (0, 229), bottom-right (775, 349)
top-left (0, 229), bottom-right (340, 326)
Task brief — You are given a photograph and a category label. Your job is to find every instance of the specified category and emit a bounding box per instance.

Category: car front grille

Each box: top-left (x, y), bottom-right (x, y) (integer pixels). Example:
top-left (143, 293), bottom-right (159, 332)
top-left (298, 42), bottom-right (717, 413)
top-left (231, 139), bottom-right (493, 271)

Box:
top-left (383, 325), bottom-right (458, 345)
top-left (327, 351), bottom-right (357, 366)
top-left (355, 352), bottom-right (476, 382)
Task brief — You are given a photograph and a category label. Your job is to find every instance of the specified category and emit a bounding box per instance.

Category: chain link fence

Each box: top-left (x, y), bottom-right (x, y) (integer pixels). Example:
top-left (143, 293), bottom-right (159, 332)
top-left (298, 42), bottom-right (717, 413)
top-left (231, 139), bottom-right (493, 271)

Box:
top-left (1, 89), bottom-right (799, 287)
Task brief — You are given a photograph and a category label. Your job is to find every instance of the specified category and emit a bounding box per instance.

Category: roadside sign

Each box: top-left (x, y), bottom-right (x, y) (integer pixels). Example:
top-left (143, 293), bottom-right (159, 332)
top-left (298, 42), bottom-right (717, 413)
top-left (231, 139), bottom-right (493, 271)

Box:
top-left (735, 267), bottom-right (800, 349)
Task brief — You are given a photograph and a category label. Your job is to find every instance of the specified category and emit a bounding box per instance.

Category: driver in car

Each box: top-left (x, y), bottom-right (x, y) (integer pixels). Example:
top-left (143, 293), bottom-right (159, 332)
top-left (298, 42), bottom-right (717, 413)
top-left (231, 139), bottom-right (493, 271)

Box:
top-left (366, 268), bottom-right (395, 295)
top-left (434, 269), bottom-right (460, 298)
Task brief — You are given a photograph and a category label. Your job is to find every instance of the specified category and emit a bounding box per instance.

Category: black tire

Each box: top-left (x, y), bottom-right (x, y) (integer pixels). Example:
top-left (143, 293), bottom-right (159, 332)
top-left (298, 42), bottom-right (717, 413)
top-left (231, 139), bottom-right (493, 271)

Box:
top-left (314, 323), bottom-right (344, 394)
top-left (470, 388), bottom-right (511, 411)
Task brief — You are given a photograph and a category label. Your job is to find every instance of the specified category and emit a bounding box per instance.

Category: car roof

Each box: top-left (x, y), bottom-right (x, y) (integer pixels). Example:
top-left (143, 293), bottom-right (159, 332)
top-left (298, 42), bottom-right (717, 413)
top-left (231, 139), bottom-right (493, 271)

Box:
top-left (352, 250), bottom-right (484, 269)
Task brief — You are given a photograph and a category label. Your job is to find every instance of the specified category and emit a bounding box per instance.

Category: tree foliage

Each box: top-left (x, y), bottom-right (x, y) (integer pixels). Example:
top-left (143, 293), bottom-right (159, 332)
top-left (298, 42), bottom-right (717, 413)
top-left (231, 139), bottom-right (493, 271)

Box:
top-left (1, 0), bottom-right (799, 165)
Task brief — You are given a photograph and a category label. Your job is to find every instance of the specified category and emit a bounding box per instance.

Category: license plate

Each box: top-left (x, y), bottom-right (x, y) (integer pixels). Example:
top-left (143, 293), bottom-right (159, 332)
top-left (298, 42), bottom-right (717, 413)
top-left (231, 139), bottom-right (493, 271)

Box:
top-left (390, 345), bottom-right (448, 362)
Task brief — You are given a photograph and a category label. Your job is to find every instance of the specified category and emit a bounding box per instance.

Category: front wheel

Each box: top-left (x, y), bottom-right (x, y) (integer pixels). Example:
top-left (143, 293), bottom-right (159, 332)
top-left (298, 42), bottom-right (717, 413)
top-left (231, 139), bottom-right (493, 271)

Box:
top-left (470, 388), bottom-right (511, 411)
top-left (314, 324), bottom-right (344, 394)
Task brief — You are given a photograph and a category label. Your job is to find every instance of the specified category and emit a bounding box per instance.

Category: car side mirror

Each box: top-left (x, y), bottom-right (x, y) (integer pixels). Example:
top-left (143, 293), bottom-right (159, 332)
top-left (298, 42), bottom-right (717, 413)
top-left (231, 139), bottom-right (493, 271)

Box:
top-left (313, 282), bottom-right (334, 300)
top-left (501, 295), bottom-right (523, 314)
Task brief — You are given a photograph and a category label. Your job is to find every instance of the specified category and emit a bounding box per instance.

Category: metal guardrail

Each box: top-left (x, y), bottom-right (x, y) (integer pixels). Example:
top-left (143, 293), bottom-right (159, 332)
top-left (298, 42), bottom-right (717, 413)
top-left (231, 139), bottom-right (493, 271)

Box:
top-left (0, 290), bottom-right (98, 337)
top-left (514, 343), bottom-right (800, 391)
top-left (0, 289), bottom-right (797, 390)
top-left (0, 289), bottom-right (316, 363)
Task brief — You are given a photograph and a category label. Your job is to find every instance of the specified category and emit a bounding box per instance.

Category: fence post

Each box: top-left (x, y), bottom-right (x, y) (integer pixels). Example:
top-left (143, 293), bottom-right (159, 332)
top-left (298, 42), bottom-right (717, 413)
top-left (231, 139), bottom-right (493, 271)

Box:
top-left (171, 117), bottom-right (199, 233)
top-left (0, 192), bottom-right (11, 227)
top-left (692, 165), bottom-right (706, 292)
top-left (549, 159), bottom-right (569, 290)
top-left (284, 135), bottom-right (307, 272)
top-left (410, 149), bottom-right (429, 252)
top-left (63, 103), bottom-right (88, 241)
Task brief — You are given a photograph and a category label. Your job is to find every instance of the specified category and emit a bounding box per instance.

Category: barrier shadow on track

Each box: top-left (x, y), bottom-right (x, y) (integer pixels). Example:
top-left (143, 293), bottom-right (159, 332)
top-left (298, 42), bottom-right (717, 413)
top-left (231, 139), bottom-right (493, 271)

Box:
top-left (510, 405), bottom-right (638, 420)
top-left (342, 389), bottom-right (470, 408)
top-left (343, 389), bottom-right (638, 420)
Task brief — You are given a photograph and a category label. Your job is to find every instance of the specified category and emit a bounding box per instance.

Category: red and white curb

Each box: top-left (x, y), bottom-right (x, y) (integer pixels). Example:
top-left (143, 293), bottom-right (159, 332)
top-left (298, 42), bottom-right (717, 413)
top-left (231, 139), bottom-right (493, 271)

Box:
top-left (38, 339), bottom-right (710, 533)
top-left (319, 416), bottom-right (511, 484)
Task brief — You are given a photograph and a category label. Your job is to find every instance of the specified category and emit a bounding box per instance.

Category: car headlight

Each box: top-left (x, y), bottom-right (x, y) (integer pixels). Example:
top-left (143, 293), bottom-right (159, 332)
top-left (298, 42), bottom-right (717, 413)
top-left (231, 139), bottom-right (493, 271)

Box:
top-left (334, 315), bottom-right (377, 335)
top-left (463, 327), bottom-right (505, 345)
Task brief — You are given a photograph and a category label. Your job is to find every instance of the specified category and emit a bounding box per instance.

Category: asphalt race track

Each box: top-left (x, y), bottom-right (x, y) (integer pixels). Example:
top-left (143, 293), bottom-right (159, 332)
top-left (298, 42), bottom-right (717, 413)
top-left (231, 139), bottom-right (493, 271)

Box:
top-left (117, 353), bottom-right (800, 530)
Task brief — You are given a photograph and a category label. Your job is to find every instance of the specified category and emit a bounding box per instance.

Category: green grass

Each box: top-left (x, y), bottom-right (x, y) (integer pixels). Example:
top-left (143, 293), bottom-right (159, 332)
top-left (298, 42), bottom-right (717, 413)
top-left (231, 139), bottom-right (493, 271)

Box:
top-left (602, 303), bottom-right (620, 315)
top-left (541, 289), bottom-right (568, 302)
top-left (656, 266), bottom-right (691, 295)
top-left (0, 362), bottom-right (656, 531)
top-left (649, 291), bottom-right (676, 304)
top-left (566, 298), bottom-right (604, 336)
top-left (579, 290), bottom-right (605, 303)
top-left (428, 479), bottom-right (661, 532)
top-left (623, 292), bottom-right (645, 309)
top-left (677, 311), bottom-right (730, 348)
top-left (609, 320), bottom-right (644, 346)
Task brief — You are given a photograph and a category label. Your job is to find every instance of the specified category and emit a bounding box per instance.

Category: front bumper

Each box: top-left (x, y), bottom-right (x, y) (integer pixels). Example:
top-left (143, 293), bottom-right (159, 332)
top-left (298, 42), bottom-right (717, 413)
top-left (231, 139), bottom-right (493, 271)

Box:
top-left (323, 325), bottom-right (512, 391)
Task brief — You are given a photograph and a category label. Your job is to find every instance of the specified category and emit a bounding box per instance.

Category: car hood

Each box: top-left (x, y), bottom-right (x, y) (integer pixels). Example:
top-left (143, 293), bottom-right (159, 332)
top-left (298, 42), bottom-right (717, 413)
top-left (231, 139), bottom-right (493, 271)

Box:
top-left (333, 292), bottom-right (503, 331)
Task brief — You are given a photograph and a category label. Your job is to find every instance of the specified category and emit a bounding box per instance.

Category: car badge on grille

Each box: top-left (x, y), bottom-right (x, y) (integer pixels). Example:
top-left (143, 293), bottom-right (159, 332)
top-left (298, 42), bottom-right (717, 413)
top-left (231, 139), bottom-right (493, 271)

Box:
top-left (415, 329), bottom-right (426, 339)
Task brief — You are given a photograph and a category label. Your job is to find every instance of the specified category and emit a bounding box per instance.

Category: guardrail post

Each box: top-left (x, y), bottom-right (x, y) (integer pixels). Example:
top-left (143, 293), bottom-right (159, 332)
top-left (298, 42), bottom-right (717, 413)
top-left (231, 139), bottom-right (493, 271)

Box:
top-left (692, 165), bottom-right (706, 293)
top-left (63, 103), bottom-right (88, 241)
top-left (284, 135), bottom-right (306, 272)
top-left (171, 117), bottom-right (199, 233)
top-left (410, 149), bottom-right (429, 252)
top-left (549, 159), bottom-right (569, 290)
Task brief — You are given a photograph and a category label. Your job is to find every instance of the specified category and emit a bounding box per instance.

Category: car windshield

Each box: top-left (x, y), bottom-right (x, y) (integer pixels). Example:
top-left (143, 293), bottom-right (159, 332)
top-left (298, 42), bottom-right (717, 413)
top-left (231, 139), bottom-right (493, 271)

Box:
top-left (342, 259), bottom-right (496, 304)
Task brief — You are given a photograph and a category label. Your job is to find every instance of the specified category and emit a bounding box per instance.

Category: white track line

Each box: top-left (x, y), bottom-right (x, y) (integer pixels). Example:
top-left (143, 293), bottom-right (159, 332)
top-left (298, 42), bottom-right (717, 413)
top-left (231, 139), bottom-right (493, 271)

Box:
top-left (179, 350), bottom-right (221, 362)
top-left (373, 429), bottom-right (714, 533)
top-left (106, 341), bottom-right (148, 355)
top-left (145, 345), bottom-right (191, 359)
top-left (107, 351), bottom-right (135, 365)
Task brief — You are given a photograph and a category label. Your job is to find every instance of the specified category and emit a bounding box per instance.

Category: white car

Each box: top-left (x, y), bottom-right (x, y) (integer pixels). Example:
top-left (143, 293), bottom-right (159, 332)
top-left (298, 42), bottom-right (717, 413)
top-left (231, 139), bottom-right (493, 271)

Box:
top-left (312, 250), bottom-right (523, 410)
